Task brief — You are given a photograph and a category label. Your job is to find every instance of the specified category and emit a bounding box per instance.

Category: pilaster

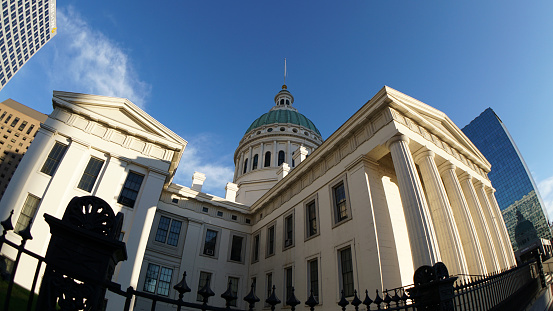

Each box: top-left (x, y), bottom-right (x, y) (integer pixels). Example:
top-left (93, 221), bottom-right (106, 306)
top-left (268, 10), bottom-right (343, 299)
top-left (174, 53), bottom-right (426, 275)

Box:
top-left (485, 187), bottom-right (516, 267)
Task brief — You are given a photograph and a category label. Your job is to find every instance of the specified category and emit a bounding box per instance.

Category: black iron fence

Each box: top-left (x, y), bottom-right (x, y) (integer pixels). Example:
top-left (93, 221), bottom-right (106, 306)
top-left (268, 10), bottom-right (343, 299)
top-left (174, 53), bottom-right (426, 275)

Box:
top-left (0, 195), bottom-right (548, 311)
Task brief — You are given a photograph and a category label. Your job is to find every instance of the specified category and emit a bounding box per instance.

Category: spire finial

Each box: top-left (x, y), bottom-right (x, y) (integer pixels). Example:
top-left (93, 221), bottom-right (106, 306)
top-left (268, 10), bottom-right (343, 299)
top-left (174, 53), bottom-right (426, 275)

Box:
top-left (283, 58), bottom-right (287, 87)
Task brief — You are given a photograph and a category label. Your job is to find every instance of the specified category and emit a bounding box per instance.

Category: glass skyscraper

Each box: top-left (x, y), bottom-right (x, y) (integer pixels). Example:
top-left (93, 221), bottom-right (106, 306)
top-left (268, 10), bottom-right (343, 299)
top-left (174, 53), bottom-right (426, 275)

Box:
top-left (462, 108), bottom-right (551, 252)
top-left (0, 0), bottom-right (56, 90)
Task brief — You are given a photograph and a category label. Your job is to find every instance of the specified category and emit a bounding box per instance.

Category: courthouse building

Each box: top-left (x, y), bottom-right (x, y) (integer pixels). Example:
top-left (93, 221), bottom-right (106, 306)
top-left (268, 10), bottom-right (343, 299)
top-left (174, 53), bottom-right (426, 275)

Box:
top-left (0, 85), bottom-right (515, 310)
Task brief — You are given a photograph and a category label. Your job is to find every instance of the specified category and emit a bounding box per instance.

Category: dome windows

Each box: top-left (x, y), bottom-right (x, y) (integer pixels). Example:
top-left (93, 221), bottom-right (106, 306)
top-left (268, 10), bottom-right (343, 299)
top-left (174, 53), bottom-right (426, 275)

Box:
top-left (305, 131), bottom-right (309, 136)
top-left (252, 154), bottom-right (259, 170)
top-left (278, 151), bottom-right (285, 166)
top-left (286, 99), bottom-right (290, 105)
top-left (264, 151), bottom-right (271, 167)
top-left (243, 159), bottom-right (248, 174)
top-left (292, 128), bottom-right (298, 133)
top-left (280, 127), bottom-right (285, 131)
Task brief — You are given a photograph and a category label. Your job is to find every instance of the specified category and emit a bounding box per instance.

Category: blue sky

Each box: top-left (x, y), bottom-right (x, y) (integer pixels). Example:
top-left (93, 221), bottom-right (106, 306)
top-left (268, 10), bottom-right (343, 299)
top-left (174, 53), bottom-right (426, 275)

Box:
top-left (2, 1), bottom-right (553, 217)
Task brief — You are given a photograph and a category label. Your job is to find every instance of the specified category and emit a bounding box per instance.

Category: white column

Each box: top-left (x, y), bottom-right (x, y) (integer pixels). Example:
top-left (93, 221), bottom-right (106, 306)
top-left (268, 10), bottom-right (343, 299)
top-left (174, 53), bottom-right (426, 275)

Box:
top-left (474, 181), bottom-right (508, 269)
top-left (0, 128), bottom-right (54, 221)
top-left (293, 146), bottom-right (308, 165)
top-left (273, 141), bottom-right (277, 167)
top-left (248, 147), bottom-right (253, 172)
top-left (277, 163), bottom-right (290, 181)
top-left (260, 143), bottom-right (265, 168)
top-left (415, 150), bottom-right (468, 276)
top-left (179, 220), bottom-right (203, 303)
top-left (486, 187), bottom-right (516, 267)
top-left (386, 135), bottom-right (440, 269)
top-left (113, 170), bottom-right (166, 310)
top-left (458, 173), bottom-right (499, 272)
top-left (439, 163), bottom-right (487, 275)
top-left (287, 140), bottom-right (291, 165)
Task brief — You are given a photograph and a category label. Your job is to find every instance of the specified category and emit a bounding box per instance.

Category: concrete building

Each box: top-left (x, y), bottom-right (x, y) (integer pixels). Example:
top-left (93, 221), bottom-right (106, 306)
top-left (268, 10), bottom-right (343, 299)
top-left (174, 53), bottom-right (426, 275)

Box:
top-left (0, 0), bottom-right (57, 90)
top-left (0, 98), bottom-right (46, 201)
top-left (462, 108), bottom-right (552, 254)
top-left (0, 86), bottom-right (515, 311)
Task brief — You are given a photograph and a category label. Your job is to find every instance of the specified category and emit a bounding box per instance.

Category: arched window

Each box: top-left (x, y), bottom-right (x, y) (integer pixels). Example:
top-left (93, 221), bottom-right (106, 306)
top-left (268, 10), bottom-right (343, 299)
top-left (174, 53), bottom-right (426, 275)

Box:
top-left (280, 99), bottom-right (284, 105)
top-left (252, 154), bottom-right (259, 170)
top-left (264, 151), bottom-right (271, 167)
top-left (278, 151), bottom-right (285, 166)
top-left (243, 159), bottom-right (248, 174)
top-left (286, 99), bottom-right (290, 105)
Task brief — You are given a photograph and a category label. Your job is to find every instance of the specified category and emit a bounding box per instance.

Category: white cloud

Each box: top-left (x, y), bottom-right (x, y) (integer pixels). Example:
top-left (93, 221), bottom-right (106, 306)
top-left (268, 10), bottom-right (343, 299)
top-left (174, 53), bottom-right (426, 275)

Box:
top-left (538, 176), bottom-right (553, 221)
top-left (174, 134), bottom-right (235, 198)
top-left (49, 7), bottom-right (150, 107)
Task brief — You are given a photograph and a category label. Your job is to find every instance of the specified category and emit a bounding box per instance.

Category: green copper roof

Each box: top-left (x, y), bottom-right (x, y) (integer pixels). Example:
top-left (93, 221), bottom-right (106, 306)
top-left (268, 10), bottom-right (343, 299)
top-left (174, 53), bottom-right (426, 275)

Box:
top-left (246, 109), bottom-right (321, 136)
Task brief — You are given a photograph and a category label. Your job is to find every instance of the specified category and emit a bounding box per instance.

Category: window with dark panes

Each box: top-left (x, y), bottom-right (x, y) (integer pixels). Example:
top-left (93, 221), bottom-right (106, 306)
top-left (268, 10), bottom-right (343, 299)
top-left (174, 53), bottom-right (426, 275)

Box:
top-left (243, 159), bottom-right (248, 173)
top-left (264, 151), bottom-right (271, 167)
top-left (228, 277), bottom-right (239, 306)
top-left (252, 234), bottom-right (260, 262)
top-left (117, 171), bottom-right (144, 208)
top-left (203, 229), bottom-right (217, 256)
top-left (77, 157), bottom-right (104, 192)
top-left (4, 114), bottom-right (11, 124)
top-left (40, 141), bottom-right (67, 176)
top-left (278, 151), bottom-right (285, 166)
top-left (308, 259), bottom-right (319, 301)
top-left (197, 272), bottom-right (212, 301)
top-left (252, 154), bottom-right (258, 170)
top-left (230, 235), bottom-right (243, 262)
top-left (306, 200), bottom-right (317, 237)
top-left (155, 216), bottom-right (182, 246)
top-left (285, 267), bottom-right (293, 305)
top-left (9, 117), bottom-right (19, 127)
top-left (284, 214), bottom-right (293, 247)
top-left (25, 124), bottom-right (34, 134)
top-left (340, 247), bottom-right (354, 297)
top-left (267, 225), bottom-right (275, 256)
top-left (333, 182), bottom-right (348, 222)
top-left (15, 194), bottom-right (40, 233)
top-left (143, 263), bottom-right (173, 296)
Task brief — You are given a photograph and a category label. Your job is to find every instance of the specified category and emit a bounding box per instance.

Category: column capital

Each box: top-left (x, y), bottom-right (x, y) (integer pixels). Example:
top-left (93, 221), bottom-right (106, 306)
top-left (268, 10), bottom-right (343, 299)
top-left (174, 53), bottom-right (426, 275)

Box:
top-left (472, 179), bottom-right (485, 189)
top-left (485, 186), bottom-right (496, 195)
top-left (458, 171), bottom-right (473, 183)
top-left (386, 134), bottom-right (409, 149)
top-left (438, 161), bottom-right (456, 175)
top-left (413, 149), bottom-right (435, 164)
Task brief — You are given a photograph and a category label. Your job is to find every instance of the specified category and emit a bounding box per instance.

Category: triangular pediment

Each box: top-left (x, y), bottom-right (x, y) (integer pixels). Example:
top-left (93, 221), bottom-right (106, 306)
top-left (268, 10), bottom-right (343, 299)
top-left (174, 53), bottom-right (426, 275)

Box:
top-left (382, 86), bottom-right (490, 169)
top-left (52, 91), bottom-right (187, 149)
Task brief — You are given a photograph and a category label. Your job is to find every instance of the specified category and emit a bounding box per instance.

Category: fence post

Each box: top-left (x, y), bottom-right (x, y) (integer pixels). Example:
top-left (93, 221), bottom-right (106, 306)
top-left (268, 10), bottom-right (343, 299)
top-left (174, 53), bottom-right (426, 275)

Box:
top-left (535, 250), bottom-right (546, 288)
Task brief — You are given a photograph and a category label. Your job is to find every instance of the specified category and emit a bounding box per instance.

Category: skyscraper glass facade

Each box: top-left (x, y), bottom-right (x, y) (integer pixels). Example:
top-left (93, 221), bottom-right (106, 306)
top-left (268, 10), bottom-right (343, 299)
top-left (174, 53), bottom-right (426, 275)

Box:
top-left (462, 108), bottom-right (552, 252)
top-left (0, 0), bottom-right (56, 90)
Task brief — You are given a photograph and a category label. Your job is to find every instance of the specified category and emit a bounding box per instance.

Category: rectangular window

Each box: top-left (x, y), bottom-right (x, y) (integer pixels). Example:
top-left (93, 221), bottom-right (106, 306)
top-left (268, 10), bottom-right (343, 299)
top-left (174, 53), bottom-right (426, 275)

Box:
top-left (26, 124), bottom-right (34, 134)
top-left (197, 272), bottom-right (212, 301)
top-left (9, 117), bottom-right (19, 127)
top-left (230, 235), bottom-right (243, 262)
top-left (285, 267), bottom-right (293, 305)
top-left (142, 263), bottom-right (173, 296)
top-left (228, 277), bottom-right (239, 306)
top-left (117, 171), bottom-right (144, 208)
top-left (17, 120), bottom-right (27, 131)
top-left (77, 157), bottom-right (104, 192)
top-left (0, 111), bottom-right (6, 121)
top-left (284, 214), bottom-right (293, 248)
top-left (14, 194), bottom-right (40, 233)
top-left (154, 216), bottom-right (182, 246)
top-left (252, 233), bottom-right (260, 262)
top-left (266, 273), bottom-right (273, 304)
top-left (339, 247), bottom-right (354, 297)
top-left (308, 259), bottom-right (319, 301)
top-left (266, 225), bottom-right (275, 256)
top-left (306, 200), bottom-right (317, 237)
top-left (40, 141), bottom-right (67, 176)
top-left (203, 229), bottom-right (217, 256)
top-left (4, 114), bottom-right (11, 124)
top-left (333, 182), bottom-right (348, 223)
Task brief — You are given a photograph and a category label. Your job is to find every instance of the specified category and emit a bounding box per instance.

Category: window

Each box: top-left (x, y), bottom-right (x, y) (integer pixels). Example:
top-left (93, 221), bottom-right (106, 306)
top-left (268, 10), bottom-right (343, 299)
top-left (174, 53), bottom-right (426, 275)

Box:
top-left (278, 151), bottom-right (285, 166)
top-left (265, 273), bottom-right (273, 304)
top-left (252, 233), bottom-right (260, 262)
top-left (77, 157), bottom-right (104, 192)
top-left (15, 194), bottom-right (40, 233)
top-left (243, 159), bottom-right (248, 173)
top-left (333, 182), bottom-right (348, 223)
top-left (339, 247), bottom-right (354, 297)
top-left (9, 117), bottom-right (19, 127)
top-left (264, 151), bottom-right (271, 167)
top-left (25, 124), bottom-right (34, 134)
top-left (17, 121), bottom-right (26, 131)
top-left (155, 216), bottom-right (182, 246)
top-left (252, 154), bottom-right (258, 170)
top-left (202, 207), bottom-right (209, 213)
top-left (143, 263), bottom-right (173, 296)
top-left (0, 112), bottom-right (6, 121)
top-left (230, 235), bottom-right (244, 262)
top-left (40, 141), bottom-right (67, 176)
top-left (171, 198), bottom-right (179, 204)
top-left (228, 277), bottom-right (239, 306)
top-left (284, 214), bottom-right (293, 248)
top-left (306, 200), bottom-right (318, 238)
top-left (4, 114), bottom-right (11, 124)
top-left (245, 218), bottom-right (251, 224)
top-left (266, 225), bottom-right (275, 256)
top-left (284, 267), bottom-right (293, 305)
top-left (117, 171), bottom-right (144, 208)
top-left (203, 229), bottom-right (218, 256)
top-left (231, 215), bottom-right (237, 221)
top-left (308, 259), bottom-right (319, 301)
top-left (197, 272), bottom-right (212, 301)
top-left (217, 211), bottom-right (223, 217)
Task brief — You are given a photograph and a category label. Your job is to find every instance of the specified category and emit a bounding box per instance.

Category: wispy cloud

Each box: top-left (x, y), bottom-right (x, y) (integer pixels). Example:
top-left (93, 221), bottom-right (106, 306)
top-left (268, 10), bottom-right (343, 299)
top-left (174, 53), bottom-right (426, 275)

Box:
top-left (174, 134), bottom-right (235, 197)
top-left (49, 7), bottom-right (150, 107)
top-left (538, 176), bottom-right (553, 221)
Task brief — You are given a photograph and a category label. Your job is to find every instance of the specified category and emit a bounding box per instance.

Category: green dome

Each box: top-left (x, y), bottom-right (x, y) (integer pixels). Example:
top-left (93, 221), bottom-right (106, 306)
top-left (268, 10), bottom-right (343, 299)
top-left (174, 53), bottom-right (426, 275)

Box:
top-left (246, 109), bottom-right (321, 136)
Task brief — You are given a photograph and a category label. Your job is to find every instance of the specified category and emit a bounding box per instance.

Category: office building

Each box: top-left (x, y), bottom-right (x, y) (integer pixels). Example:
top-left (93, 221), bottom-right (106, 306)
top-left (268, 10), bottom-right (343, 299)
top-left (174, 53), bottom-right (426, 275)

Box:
top-left (0, 0), bottom-right (57, 90)
top-left (0, 87), bottom-right (515, 310)
top-left (0, 98), bottom-right (46, 200)
top-left (462, 108), bottom-right (552, 254)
